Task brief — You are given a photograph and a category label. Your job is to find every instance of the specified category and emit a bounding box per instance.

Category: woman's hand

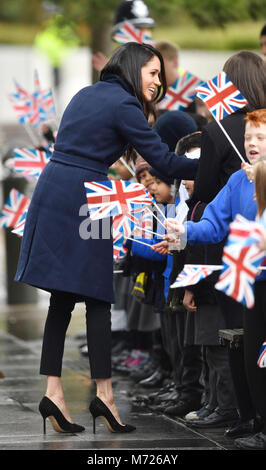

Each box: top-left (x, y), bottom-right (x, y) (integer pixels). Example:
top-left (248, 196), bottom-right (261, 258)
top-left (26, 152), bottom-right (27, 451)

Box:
top-left (183, 289), bottom-right (197, 312)
top-left (241, 162), bottom-right (254, 182)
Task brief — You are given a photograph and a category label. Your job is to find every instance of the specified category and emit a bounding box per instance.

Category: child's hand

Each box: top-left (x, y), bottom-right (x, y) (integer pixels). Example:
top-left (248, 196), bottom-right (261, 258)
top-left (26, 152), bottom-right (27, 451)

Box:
top-left (152, 240), bottom-right (169, 255)
top-left (241, 162), bottom-right (254, 181)
top-left (183, 289), bottom-right (197, 312)
top-left (164, 218), bottom-right (185, 235)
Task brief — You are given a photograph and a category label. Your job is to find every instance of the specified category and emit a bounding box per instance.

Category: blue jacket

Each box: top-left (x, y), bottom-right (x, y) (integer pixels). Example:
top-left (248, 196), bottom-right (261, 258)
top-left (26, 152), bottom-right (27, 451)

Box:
top-left (186, 169), bottom-right (266, 281)
top-left (52, 74), bottom-right (198, 180)
top-left (15, 75), bottom-right (197, 302)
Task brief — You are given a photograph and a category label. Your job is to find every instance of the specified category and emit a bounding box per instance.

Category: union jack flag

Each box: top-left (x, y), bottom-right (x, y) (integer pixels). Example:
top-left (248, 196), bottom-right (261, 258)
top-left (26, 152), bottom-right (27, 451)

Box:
top-left (113, 231), bottom-right (128, 261)
top-left (8, 70), bottom-right (55, 127)
top-left (158, 71), bottom-right (202, 111)
top-left (132, 207), bottom-right (153, 239)
top-left (11, 208), bottom-right (28, 237)
top-left (113, 212), bottom-right (137, 240)
top-left (0, 189), bottom-right (30, 229)
top-left (257, 341), bottom-right (266, 368)
top-left (215, 214), bottom-right (265, 309)
top-left (170, 264), bottom-right (221, 289)
top-left (112, 21), bottom-right (155, 46)
top-left (13, 148), bottom-right (52, 179)
top-left (84, 180), bottom-right (153, 221)
top-left (195, 71), bottom-right (248, 121)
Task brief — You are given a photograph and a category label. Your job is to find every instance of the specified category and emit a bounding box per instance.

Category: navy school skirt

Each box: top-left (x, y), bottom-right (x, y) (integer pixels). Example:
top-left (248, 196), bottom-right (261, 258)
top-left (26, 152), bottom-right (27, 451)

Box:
top-left (15, 160), bottom-right (115, 303)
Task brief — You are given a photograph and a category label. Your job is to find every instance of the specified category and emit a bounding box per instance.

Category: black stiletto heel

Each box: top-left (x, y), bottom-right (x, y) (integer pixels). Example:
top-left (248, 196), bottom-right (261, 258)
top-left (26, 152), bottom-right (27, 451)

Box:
top-left (89, 396), bottom-right (136, 434)
top-left (39, 396), bottom-right (85, 434)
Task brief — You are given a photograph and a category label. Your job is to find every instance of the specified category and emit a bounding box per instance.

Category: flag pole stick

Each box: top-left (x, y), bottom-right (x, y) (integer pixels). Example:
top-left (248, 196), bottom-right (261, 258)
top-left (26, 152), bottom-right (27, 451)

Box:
top-left (214, 118), bottom-right (245, 163)
top-left (126, 236), bottom-right (157, 248)
top-left (146, 206), bottom-right (166, 230)
top-left (23, 123), bottom-right (40, 147)
top-left (120, 157), bottom-right (135, 177)
top-left (133, 225), bottom-right (164, 238)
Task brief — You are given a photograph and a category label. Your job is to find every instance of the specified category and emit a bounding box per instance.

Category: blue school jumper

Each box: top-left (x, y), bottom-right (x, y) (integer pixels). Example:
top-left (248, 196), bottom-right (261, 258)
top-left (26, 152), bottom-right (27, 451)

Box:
top-left (185, 169), bottom-right (266, 282)
top-left (14, 75), bottom-right (197, 303)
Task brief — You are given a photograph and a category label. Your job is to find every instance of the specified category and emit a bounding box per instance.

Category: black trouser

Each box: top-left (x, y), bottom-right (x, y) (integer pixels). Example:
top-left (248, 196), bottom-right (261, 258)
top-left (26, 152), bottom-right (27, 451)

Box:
top-left (40, 290), bottom-right (112, 379)
top-left (244, 281), bottom-right (266, 432)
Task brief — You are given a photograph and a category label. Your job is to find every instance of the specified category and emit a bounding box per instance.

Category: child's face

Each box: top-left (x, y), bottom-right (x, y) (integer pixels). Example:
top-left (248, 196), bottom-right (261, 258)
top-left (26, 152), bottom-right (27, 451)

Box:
top-left (138, 169), bottom-right (154, 189)
top-left (181, 180), bottom-right (194, 197)
top-left (244, 122), bottom-right (266, 165)
top-left (151, 178), bottom-right (173, 203)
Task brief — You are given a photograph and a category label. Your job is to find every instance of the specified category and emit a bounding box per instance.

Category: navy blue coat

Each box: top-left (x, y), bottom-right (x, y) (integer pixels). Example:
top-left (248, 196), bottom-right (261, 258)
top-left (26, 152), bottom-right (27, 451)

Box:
top-left (15, 74), bottom-right (198, 303)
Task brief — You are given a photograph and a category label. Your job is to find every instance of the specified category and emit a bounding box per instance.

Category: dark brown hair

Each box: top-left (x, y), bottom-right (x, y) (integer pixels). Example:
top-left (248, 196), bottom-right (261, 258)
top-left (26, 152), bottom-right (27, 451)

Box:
top-left (254, 157), bottom-right (266, 216)
top-left (100, 42), bottom-right (167, 122)
top-left (223, 51), bottom-right (266, 111)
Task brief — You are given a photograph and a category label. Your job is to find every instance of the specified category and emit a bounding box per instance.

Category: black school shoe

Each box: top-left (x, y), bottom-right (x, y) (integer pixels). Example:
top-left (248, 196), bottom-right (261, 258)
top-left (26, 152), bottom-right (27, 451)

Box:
top-left (224, 418), bottom-right (263, 439)
top-left (234, 432), bottom-right (266, 450)
top-left (164, 398), bottom-right (202, 417)
top-left (188, 408), bottom-right (239, 428)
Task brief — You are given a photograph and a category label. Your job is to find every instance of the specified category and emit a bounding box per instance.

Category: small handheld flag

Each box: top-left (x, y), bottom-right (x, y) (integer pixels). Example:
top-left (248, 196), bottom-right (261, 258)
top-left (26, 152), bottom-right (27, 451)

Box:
top-left (170, 264), bottom-right (221, 289)
top-left (112, 21), bottom-right (155, 46)
top-left (215, 214), bottom-right (265, 309)
top-left (13, 148), bottom-right (52, 179)
top-left (0, 189), bottom-right (30, 229)
top-left (195, 71), bottom-right (248, 121)
top-left (158, 71), bottom-right (202, 111)
top-left (84, 180), bottom-right (153, 221)
top-left (257, 341), bottom-right (266, 368)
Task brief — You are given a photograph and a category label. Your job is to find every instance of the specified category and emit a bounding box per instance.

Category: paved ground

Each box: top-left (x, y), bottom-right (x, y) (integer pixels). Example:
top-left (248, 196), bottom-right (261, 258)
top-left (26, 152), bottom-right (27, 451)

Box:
top-left (0, 302), bottom-right (251, 464)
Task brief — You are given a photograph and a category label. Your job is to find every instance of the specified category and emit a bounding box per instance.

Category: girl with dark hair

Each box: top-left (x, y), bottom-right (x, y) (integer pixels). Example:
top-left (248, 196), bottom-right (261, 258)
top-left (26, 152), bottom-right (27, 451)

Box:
top-left (14, 42), bottom-right (198, 435)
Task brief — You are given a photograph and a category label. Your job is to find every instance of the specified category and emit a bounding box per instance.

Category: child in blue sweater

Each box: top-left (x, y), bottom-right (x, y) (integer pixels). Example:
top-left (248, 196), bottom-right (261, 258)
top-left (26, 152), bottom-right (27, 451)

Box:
top-left (162, 109), bottom-right (266, 449)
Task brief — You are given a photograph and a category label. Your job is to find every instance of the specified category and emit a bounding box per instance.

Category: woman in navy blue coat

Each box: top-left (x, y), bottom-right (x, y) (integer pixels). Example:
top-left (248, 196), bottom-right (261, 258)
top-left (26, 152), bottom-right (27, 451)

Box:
top-left (15, 42), bottom-right (199, 433)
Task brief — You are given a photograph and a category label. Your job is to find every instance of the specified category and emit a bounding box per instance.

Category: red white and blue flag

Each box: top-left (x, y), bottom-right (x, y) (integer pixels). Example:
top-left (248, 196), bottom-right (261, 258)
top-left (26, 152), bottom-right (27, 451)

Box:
top-left (13, 148), bottom-right (52, 179)
top-left (9, 70), bottom-right (55, 127)
top-left (195, 71), bottom-right (248, 121)
top-left (170, 264), bottom-right (221, 289)
top-left (113, 231), bottom-right (128, 261)
top-left (112, 21), bottom-right (155, 46)
top-left (84, 180), bottom-right (153, 221)
top-left (215, 214), bottom-right (265, 308)
top-left (11, 208), bottom-right (28, 237)
top-left (0, 189), bottom-right (30, 229)
top-left (257, 341), bottom-right (266, 368)
top-left (158, 71), bottom-right (202, 111)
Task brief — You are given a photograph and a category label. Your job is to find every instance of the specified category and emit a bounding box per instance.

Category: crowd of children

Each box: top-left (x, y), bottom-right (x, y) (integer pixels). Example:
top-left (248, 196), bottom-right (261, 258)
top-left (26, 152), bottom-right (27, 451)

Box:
top-left (104, 105), bottom-right (266, 451)
top-left (79, 1), bottom-right (266, 449)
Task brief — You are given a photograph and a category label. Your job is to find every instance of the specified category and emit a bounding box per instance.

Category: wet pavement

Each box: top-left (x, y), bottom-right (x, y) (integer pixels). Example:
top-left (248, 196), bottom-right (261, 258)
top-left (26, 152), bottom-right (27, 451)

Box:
top-left (0, 302), bottom-right (250, 463)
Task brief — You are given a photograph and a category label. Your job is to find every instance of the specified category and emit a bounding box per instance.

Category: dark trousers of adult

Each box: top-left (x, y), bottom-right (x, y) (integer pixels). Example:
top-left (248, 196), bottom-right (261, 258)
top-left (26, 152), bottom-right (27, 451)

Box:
top-left (215, 291), bottom-right (254, 419)
top-left (40, 290), bottom-right (112, 379)
top-left (244, 281), bottom-right (266, 432)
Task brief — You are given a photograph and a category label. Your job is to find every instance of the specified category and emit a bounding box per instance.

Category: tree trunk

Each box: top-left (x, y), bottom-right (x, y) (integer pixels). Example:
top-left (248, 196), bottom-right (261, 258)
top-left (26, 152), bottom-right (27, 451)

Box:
top-left (90, 16), bottom-right (113, 84)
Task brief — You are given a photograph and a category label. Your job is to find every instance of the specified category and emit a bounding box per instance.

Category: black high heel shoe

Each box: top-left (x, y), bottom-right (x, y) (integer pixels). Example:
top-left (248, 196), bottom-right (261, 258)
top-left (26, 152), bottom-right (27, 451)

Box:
top-left (89, 396), bottom-right (136, 434)
top-left (39, 396), bottom-right (85, 434)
